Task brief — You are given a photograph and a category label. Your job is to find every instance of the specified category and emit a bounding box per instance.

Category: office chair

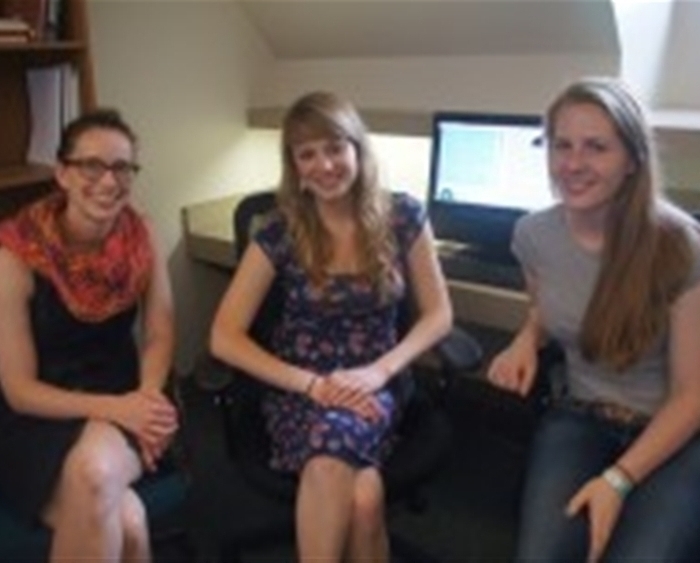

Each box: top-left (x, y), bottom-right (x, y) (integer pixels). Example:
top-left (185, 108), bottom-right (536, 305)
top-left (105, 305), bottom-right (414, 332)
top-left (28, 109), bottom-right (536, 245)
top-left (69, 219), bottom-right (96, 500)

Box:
top-left (187, 190), bottom-right (483, 563)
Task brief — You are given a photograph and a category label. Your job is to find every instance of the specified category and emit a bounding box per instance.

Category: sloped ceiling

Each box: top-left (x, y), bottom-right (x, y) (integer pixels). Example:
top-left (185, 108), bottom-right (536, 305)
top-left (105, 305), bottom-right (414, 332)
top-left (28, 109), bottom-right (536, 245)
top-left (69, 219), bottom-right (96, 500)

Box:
top-left (239, 0), bottom-right (619, 59)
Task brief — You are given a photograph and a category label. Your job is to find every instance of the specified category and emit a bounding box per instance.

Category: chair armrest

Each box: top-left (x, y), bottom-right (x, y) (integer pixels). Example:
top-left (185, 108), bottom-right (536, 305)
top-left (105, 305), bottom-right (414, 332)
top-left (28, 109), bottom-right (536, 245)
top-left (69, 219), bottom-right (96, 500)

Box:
top-left (435, 323), bottom-right (484, 373)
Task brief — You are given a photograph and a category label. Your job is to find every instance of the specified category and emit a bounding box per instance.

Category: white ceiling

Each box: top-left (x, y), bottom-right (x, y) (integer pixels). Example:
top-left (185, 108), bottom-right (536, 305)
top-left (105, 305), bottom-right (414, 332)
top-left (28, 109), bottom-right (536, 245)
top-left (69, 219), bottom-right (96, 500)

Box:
top-left (239, 0), bottom-right (619, 59)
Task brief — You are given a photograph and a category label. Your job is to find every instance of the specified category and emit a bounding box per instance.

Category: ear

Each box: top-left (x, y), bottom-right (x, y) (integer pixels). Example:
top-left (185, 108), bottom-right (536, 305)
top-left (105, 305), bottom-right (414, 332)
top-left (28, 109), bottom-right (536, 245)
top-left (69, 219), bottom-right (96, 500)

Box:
top-left (53, 163), bottom-right (71, 191)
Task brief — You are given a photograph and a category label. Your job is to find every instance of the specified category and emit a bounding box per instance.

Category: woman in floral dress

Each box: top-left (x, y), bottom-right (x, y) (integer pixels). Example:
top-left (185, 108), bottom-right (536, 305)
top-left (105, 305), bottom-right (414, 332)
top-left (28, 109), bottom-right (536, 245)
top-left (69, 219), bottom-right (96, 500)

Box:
top-left (210, 91), bottom-right (452, 563)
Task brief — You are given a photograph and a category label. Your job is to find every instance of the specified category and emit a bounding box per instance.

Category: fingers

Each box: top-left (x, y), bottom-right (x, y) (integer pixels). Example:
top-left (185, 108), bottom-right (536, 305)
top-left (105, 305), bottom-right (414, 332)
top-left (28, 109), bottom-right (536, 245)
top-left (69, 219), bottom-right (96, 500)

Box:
top-left (516, 364), bottom-right (536, 396)
top-left (310, 377), bottom-right (385, 422)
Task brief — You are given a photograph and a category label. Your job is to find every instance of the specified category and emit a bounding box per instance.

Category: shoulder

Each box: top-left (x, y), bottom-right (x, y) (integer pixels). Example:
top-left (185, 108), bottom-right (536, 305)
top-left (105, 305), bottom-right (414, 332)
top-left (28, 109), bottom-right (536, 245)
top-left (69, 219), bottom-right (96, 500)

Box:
top-left (252, 209), bottom-right (287, 242)
top-left (251, 209), bottom-right (291, 265)
top-left (512, 205), bottom-right (564, 269)
top-left (390, 191), bottom-right (425, 222)
top-left (0, 247), bottom-right (33, 303)
top-left (515, 205), bottom-right (563, 236)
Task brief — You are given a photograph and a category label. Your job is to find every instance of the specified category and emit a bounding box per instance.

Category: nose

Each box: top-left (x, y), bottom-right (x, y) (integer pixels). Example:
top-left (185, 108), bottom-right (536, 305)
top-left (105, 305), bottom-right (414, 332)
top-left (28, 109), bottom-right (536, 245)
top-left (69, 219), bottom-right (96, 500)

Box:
top-left (315, 152), bottom-right (334, 171)
top-left (560, 147), bottom-right (587, 173)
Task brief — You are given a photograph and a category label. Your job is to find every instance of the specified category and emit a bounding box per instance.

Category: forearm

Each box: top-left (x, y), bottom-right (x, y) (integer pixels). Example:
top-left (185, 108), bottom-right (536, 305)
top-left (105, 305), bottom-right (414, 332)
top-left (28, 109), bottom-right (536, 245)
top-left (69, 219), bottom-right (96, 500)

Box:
top-left (138, 331), bottom-right (174, 391)
top-left (6, 379), bottom-right (120, 422)
top-left (514, 306), bottom-right (544, 350)
top-left (615, 392), bottom-right (700, 483)
top-left (210, 330), bottom-right (314, 394)
top-left (373, 306), bottom-right (452, 381)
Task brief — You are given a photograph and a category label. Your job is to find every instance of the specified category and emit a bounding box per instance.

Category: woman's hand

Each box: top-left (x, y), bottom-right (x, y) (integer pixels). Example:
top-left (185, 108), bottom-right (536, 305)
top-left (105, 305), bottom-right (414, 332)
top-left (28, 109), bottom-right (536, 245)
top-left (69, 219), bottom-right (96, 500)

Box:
top-left (566, 476), bottom-right (624, 563)
top-left (107, 388), bottom-right (179, 450)
top-left (487, 338), bottom-right (538, 396)
top-left (308, 368), bottom-right (387, 422)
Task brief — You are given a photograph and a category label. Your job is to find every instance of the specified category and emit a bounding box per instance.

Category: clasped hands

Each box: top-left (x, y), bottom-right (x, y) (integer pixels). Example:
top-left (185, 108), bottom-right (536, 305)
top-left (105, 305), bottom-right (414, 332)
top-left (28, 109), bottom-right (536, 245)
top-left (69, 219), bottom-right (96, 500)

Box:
top-left (307, 364), bottom-right (389, 422)
top-left (109, 388), bottom-right (179, 472)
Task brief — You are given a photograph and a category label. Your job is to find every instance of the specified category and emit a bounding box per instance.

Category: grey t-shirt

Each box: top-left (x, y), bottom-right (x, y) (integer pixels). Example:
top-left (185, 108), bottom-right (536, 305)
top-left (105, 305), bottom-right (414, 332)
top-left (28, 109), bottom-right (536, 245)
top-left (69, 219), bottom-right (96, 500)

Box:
top-left (512, 204), bottom-right (700, 416)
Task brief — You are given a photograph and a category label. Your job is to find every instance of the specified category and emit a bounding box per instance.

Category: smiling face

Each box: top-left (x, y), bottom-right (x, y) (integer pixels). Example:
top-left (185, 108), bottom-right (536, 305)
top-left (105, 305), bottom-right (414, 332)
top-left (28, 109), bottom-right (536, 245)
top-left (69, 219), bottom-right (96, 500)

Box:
top-left (549, 102), bottom-right (636, 216)
top-left (55, 127), bottom-right (136, 232)
top-left (290, 134), bottom-right (359, 204)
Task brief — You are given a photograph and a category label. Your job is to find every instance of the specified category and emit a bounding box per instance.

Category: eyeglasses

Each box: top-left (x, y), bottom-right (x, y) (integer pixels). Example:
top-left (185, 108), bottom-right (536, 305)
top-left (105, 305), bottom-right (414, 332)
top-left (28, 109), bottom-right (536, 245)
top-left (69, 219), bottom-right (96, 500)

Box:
top-left (62, 157), bottom-right (141, 185)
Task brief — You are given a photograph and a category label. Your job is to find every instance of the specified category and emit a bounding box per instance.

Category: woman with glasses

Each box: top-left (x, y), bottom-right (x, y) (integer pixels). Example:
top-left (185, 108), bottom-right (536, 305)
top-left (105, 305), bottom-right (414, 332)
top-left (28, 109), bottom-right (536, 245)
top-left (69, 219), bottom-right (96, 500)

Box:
top-left (488, 77), bottom-right (700, 561)
top-left (0, 109), bottom-right (177, 563)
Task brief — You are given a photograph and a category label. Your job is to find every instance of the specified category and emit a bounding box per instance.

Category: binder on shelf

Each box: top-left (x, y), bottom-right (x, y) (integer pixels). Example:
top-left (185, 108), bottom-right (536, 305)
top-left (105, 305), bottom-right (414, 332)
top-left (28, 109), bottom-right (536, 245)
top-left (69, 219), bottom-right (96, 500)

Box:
top-left (1, 0), bottom-right (47, 41)
top-left (26, 66), bottom-right (62, 165)
top-left (25, 63), bottom-right (80, 165)
top-left (44, 0), bottom-right (63, 41)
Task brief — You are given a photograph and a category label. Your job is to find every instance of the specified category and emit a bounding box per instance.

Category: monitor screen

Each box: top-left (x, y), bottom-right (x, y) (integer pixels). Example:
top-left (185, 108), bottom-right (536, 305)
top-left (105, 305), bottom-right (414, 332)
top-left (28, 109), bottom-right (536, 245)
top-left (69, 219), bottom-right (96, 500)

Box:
top-left (427, 112), bottom-right (552, 260)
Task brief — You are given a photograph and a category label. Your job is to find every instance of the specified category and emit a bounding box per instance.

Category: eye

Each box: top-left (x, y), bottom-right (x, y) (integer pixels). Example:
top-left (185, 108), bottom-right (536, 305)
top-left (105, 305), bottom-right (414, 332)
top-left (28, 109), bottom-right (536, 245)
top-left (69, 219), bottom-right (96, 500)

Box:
top-left (294, 147), bottom-right (316, 162)
top-left (83, 158), bottom-right (108, 176)
top-left (550, 138), bottom-right (571, 152)
top-left (112, 160), bottom-right (136, 175)
top-left (328, 138), bottom-right (349, 155)
top-left (586, 139), bottom-right (608, 153)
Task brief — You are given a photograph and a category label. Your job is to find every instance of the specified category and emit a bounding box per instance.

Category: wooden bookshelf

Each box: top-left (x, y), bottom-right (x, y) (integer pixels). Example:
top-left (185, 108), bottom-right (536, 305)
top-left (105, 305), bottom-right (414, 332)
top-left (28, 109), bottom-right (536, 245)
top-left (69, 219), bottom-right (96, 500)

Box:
top-left (0, 0), bottom-right (95, 217)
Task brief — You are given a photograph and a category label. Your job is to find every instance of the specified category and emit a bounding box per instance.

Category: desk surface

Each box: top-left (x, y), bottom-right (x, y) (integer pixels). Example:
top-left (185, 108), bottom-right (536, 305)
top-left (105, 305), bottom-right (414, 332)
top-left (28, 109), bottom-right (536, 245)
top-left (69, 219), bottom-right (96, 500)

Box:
top-left (182, 195), bottom-right (530, 331)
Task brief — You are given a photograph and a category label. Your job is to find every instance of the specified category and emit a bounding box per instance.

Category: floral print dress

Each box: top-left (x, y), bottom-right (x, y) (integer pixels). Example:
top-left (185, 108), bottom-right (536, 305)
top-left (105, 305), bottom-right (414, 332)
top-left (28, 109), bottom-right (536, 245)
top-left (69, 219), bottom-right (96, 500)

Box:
top-left (254, 192), bottom-right (426, 473)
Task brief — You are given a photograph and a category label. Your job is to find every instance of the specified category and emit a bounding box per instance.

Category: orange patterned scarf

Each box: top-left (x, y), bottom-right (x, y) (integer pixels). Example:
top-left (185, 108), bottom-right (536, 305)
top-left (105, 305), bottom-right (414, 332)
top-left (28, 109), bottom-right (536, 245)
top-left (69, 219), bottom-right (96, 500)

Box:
top-left (0, 192), bottom-right (153, 322)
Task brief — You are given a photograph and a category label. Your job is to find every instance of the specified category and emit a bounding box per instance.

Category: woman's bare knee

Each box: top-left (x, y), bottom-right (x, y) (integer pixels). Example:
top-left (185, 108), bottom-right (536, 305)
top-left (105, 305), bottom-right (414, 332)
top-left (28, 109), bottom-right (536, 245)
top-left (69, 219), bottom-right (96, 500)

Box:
top-left (351, 469), bottom-right (385, 531)
top-left (300, 455), bottom-right (355, 487)
top-left (45, 421), bottom-right (142, 523)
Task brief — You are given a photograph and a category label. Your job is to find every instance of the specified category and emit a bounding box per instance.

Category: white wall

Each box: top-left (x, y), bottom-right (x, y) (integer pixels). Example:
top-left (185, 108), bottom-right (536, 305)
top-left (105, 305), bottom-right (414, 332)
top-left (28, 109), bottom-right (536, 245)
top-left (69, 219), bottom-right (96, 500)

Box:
top-left (88, 0), bottom-right (273, 372)
top-left (252, 53), bottom-right (616, 115)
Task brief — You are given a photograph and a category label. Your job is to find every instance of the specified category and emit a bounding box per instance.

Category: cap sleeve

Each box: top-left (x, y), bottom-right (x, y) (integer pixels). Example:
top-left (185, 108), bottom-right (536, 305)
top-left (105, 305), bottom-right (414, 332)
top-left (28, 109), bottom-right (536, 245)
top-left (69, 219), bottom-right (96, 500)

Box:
top-left (391, 192), bottom-right (427, 257)
top-left (251, 211), bottom-right (291, 270)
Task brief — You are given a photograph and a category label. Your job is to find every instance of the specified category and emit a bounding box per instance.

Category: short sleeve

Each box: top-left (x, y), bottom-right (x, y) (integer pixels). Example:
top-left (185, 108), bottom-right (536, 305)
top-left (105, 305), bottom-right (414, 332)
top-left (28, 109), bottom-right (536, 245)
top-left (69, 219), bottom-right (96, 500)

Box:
top-left (252, 211), bottom-right (291, 270)
top-left (391, 192), bottom-right (427, 257)
top-left (683, 223), bottom-right (700, 290)
top-left (511, 213), bottom-right (537, 275)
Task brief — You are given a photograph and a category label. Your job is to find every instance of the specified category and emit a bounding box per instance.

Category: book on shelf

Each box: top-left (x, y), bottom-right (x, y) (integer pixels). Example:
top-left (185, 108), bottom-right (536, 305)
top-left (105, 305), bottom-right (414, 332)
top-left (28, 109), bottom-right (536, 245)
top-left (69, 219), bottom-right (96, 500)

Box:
top-left (1, 0), bottom-right (47, 41)
top-left (25, 63), bottom-right (79, 166)
top-left (0, 17), bottom-right (31, 42)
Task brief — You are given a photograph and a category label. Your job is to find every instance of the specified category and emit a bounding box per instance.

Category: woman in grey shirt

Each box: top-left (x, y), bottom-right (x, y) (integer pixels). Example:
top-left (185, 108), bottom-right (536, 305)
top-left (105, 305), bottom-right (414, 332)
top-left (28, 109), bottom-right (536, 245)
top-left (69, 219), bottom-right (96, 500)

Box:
top-left (488, 77), bottom-right (700, 562)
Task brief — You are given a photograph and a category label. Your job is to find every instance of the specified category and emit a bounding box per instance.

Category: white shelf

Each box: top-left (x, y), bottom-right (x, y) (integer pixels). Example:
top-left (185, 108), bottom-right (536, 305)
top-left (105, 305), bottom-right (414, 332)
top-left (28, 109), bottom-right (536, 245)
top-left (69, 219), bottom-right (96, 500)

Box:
top-left (650, 109), bottom-right (700, 132)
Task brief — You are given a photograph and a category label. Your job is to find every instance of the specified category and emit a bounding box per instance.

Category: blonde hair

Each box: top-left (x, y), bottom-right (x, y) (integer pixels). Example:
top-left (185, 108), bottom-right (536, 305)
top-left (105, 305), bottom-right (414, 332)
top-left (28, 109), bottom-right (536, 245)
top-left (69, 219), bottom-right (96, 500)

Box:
top-left (546, 77), bottom-right (693, 371)
top-left (277, 91), bottom-right (397, 299)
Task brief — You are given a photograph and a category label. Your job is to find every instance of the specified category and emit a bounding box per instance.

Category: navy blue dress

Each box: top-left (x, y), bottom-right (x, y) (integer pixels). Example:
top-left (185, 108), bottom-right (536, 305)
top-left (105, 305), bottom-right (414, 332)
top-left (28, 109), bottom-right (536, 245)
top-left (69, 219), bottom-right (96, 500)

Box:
top-left (254, 193), bottom-right (426, 472)
top-left (0, 274), bottom-right (139, 522)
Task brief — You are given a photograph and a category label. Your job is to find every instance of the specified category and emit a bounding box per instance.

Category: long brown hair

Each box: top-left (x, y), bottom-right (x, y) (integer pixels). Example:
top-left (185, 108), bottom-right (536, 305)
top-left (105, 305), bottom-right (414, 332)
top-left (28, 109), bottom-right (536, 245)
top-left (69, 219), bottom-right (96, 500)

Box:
top-left (546, 78), bottom-right (693, 371)
top-left (277, 91), bottom-right (397, 298)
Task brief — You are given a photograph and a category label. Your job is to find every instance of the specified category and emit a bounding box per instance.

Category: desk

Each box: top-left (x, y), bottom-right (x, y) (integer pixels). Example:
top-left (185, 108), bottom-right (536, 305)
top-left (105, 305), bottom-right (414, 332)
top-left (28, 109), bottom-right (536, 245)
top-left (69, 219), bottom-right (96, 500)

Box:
top-left (182, 195), bottom-right (530, 332)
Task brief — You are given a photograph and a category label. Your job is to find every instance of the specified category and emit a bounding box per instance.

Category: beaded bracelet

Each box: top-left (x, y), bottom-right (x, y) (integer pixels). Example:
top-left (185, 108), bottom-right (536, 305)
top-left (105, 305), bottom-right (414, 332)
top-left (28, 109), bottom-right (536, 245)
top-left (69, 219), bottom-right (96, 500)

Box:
top-left (304, 375), bottom-right (318, 396)
top-left (602, 466), bottom-right (634, 499)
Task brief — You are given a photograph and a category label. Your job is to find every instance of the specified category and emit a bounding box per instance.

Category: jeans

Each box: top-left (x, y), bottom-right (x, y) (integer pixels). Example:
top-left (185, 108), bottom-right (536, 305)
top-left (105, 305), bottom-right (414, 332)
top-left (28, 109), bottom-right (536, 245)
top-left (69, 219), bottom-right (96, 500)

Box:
top-left (515, 406), bottom-right (700, 562)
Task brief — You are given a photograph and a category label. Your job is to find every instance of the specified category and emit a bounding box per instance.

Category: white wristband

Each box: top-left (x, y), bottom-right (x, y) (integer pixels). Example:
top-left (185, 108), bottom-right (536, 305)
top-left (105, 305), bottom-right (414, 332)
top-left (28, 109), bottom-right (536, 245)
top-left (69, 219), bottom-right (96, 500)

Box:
top-left (602, 466), bottom-right (634, 499)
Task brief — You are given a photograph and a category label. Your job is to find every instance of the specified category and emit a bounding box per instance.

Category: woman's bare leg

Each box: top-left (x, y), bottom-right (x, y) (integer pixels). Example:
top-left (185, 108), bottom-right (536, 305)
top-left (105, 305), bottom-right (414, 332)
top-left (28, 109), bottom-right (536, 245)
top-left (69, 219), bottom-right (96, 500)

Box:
top-left (121, 488), bottom-right (151, 563)
top-left (42, 420), bottom-right (143, 563)
top-left (296, 455), bottom-right (356, 563)
top-left (346, 468), bottom-right (389, 563)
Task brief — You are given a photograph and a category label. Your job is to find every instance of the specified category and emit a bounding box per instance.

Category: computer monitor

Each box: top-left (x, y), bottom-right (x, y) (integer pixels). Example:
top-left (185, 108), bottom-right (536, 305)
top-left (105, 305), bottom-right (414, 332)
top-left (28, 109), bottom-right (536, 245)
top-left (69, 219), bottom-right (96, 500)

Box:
top-left (427, 111), bottom-right (552, 262)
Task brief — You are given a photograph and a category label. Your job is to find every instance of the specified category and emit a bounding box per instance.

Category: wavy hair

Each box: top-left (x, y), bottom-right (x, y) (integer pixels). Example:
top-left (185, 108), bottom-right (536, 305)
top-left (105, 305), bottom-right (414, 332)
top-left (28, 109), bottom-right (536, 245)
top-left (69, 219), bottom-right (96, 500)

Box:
top-left (546, 77), bottom-right (693, 371)
top-left (277, 91), bottom-right (397, 299)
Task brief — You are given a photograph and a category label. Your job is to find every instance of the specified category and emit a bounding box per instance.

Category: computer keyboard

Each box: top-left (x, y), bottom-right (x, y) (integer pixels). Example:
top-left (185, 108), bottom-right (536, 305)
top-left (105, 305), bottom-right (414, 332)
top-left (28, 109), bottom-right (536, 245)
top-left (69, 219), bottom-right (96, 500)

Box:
top-left (438, 250), bottom-right (525, 290)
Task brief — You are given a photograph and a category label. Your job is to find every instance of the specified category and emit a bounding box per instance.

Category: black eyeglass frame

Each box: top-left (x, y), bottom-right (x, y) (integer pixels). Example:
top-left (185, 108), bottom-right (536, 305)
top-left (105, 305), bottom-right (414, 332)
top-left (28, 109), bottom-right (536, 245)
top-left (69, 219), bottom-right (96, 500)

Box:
top-left (61, 157), bottom-right (141, 184)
